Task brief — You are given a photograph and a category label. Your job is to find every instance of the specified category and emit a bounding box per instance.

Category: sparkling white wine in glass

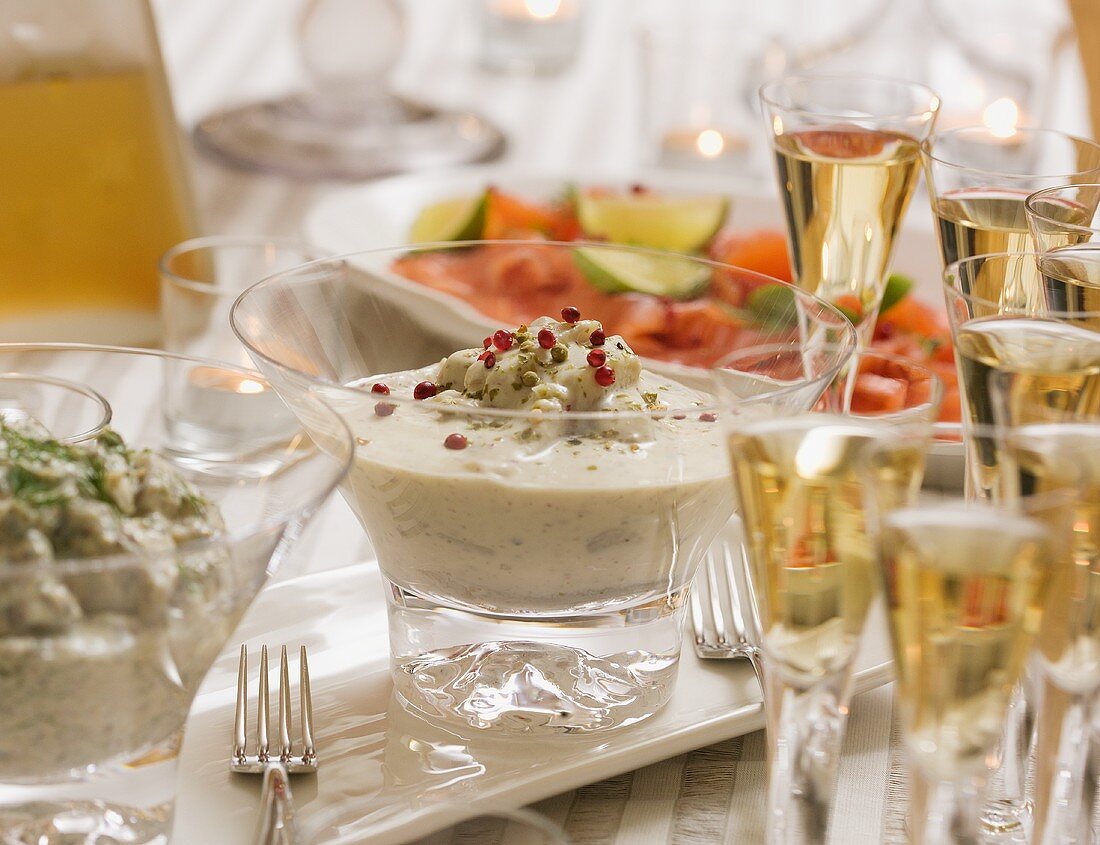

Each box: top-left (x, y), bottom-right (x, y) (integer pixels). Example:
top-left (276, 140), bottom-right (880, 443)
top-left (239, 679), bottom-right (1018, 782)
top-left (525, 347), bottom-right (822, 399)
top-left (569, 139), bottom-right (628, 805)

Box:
top-left (1038, 246), bottom-right (1100, 329)
top-left (880, 505), bottom-right (1051, 781)
top-left (955, 318), bottom-right (1100, 498)
top-left (936, 190), bottom-right (1089, 309)
top-left (773, 128), bottom-right (922, 328)
top-left (934, 189), bottom-right (1033, 264)
top-left (728, 414), bottom-right (925, 685)
top-left (1026, 183), bottom-right (1100, 256)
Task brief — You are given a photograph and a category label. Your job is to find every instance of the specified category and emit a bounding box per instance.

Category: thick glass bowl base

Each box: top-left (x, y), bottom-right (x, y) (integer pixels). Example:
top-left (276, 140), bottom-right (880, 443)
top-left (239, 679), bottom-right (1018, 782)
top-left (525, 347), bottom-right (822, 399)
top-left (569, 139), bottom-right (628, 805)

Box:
top-left (0, 800), bottom-right (170, 845)
top-left (386, 581), bottom-right (685, 735)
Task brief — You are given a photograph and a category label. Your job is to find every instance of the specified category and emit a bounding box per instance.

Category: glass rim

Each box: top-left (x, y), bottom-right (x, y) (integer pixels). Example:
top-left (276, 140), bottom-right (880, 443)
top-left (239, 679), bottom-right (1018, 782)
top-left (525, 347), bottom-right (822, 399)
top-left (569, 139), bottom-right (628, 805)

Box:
top-left (966, 419), bottom-right (1100, 436)
top-left (159, 234), bottom-right (320, 296)
top-left (0, 342), bottom-right (354, 576)
top-left (1024, 182), bottom-right (1100, 236)
top-left (958, 421), bottom-right (1096, 507)
top-left (921, 125), bottom-right (1100, 181)
top-left (943, 249), bottom-right (1100, 317)
top-left (230, 239), bottom-right (860, 422)
top-left (882, 487), bottom-right (1079, 521)
top-left (0, 373), bottom-right (113, 443)
top-left (758, 73), bottom-right (941, 122)
top-left (716, 342), bottom-right (945, 419)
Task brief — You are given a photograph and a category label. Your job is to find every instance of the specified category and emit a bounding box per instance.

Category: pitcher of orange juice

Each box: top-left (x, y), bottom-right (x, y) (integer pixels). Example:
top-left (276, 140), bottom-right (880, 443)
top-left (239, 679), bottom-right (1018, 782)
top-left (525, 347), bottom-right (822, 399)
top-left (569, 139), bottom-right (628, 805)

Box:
top-left (0, 0), bottom-right (198, 344)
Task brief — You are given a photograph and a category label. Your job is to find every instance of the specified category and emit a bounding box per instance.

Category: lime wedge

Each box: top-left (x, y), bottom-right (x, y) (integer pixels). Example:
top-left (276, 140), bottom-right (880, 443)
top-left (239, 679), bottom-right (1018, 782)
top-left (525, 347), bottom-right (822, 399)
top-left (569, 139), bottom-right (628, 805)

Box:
top-left (576, 192), bottom-right (730, 253)
top-left (747, 284), bottom-right (796, 327)
top-left (573, 248), bottom-right (712, 300)
top-left (880, 273), bottom-right (914, 314)
top-left (409, 192), bottom-right (489, 243)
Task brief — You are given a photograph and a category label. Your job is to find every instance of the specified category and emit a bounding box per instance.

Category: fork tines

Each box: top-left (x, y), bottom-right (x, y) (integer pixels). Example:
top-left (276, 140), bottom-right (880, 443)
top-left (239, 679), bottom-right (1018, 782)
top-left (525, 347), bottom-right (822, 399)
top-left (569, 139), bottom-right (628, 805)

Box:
top-left (232, 644), bottom-right (317, 774)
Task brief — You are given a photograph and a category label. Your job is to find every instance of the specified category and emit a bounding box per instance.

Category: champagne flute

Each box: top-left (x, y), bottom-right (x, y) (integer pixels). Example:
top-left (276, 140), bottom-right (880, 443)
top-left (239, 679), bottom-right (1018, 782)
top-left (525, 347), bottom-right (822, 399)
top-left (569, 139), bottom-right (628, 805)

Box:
top-left (759, 75), bottom-right (940, 347)
top-left (980, 222), bottom-right (1100, 842)
top-left (1025, 182), bottom-right (1100, 254)
top-left (949, 176), bottom-right (1100, 839)
top-left (922, 127), bottom-right (1100, 308)
top-left (942, 251), bottom-right (1100, 503)
top-left (718, 348), bottom-right (942, 845)
top-left (868, 485), bottom-right (1069, 845)
top-left (1027, 184), bottom-right (1100, 333)
top-left (998, 412), bottom-right (1100, 845)
top-left (944, 250), bottom-right (1100, 837)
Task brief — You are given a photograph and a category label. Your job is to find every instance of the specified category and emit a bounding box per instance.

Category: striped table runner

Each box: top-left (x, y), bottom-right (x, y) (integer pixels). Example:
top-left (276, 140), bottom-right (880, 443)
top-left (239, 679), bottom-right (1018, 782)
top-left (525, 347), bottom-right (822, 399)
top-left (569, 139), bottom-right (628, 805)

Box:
top-left (411, 685), bottom-right (908, 844)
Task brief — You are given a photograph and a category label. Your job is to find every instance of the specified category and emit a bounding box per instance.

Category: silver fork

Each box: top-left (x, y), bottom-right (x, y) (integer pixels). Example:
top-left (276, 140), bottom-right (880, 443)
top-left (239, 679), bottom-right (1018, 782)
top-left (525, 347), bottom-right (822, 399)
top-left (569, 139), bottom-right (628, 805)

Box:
top-left (690, 535), bottom-right (764, 687)
top-left (232, 645), bottom-right (318, 845)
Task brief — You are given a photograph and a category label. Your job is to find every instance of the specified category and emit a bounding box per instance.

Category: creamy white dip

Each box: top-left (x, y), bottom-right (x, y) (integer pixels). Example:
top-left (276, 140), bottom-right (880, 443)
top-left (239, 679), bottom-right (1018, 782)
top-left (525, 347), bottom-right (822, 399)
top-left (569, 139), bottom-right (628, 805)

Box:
top-left (341, 315), bottom-right (733, 614)
top-left (0, 420), bottom-right (230, 780)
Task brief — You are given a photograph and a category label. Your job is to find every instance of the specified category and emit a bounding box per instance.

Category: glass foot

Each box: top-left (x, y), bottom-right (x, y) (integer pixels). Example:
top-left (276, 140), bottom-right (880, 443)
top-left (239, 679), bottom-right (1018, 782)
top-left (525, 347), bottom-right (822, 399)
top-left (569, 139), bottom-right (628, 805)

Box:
top-left (394, 640), bottom-right (678, 734)
top-left (0, 800), bottom-right (170, 845)
top-left (385, 579), bottom-right (686, 735)
top-left (979, 797), bottom-right (1031, 839)
top-left (193, 93), bottom-right (506, 180)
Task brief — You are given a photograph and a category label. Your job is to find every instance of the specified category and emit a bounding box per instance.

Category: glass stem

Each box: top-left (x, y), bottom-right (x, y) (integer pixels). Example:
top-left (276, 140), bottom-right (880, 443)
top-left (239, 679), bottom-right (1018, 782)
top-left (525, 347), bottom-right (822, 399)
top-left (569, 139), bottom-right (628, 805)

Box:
top-left (762, 661), bottom-right (849, 845)
top-left (1034, 682), bottom-right (1096, 845)
top-left (986, 680), bottom-right (1032, 811)
top-left (908, 770), bottom-right (984, 845)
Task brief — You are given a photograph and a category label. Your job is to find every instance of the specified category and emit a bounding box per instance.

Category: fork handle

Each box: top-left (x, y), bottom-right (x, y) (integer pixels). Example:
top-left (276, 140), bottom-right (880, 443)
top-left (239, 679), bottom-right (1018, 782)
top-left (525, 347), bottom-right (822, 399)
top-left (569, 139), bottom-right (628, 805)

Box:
top-left (253, 763), bottom-right (297, 845)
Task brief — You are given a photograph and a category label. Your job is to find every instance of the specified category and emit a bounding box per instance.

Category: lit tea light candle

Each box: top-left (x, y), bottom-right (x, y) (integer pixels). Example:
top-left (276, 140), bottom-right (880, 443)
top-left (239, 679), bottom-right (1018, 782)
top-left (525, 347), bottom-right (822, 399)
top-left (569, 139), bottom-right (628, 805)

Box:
top-left (981, 97), bottom-right (1026, 146)
top-left (492, 0), bottom-right (577, 21)
top-left (172, 364), bottom-right (297, 452)
top-left (481, 0), bottom-right (582, 73)
top-left (189, 365), bottom-right (270, 395)
top-left (659, 127), bottom-right (749, 170)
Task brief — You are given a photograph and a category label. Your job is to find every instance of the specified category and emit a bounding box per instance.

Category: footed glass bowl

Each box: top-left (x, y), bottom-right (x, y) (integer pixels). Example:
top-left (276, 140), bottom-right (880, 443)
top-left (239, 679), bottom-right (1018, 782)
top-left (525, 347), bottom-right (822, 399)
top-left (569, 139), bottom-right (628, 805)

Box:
top-left (0, 345), bottom-right (352, 844)
top-left (232, 241), bottom-right (856, 734)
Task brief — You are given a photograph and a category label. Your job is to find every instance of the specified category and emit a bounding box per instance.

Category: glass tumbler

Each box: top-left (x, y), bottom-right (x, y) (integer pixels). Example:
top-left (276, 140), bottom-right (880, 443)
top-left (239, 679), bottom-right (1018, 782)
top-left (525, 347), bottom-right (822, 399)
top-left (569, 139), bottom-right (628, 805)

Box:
top-left (159, 236), bottom-right (316, 455)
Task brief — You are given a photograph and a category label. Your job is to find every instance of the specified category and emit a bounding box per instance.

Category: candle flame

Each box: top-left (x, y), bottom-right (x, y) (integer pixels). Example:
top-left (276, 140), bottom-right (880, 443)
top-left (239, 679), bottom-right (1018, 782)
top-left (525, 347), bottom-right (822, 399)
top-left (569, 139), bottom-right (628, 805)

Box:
top-left (696, 129), bottom-right (725, 158)
top-left (237, 378), bottom-right (266, 395)
top-left (524, 0), bottom-right (562, 19)
top-left (982, 97), bottom-right (1020, 139)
